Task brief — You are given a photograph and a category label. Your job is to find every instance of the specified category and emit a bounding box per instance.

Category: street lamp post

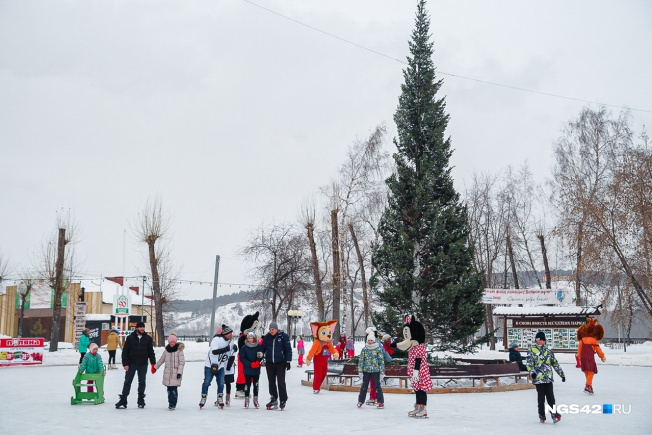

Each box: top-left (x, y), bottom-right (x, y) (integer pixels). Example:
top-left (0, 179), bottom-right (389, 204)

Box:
top-left (287, 309), bottom-right (304, 348)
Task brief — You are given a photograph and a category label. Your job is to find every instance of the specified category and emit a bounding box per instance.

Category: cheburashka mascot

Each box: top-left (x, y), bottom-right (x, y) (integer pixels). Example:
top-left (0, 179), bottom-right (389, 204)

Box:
top-left (236, 312), bottom-right (260, 397)
top-left (396, 315), bottom-right (432, 418)
top-left (305, 320), bottom-right (340, 393)
top-left (576, 317), bottom-right (606, 395)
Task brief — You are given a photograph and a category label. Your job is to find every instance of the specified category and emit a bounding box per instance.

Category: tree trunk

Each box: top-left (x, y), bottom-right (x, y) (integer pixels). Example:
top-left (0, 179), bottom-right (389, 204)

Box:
top-left (148, 241), bottom-right (165, 347)
top-left (49, 228), bottom-right (67, 352)
top-left (349, 223), bottom-right (369, 330)
top-left (306, 223), bottom-right (325, 320)
top-left (486, 304), bottom-right (495, 350)
top-left (18, 300), bottom-right (25, 338)
top-left (538, 234), bottom-right (552, 289)
top-left (575, 222), bottom-right (584, 306)
top-left (506, 232), bottom-right (519, 289)
top-left (331, 209), bottom-right (341, 339)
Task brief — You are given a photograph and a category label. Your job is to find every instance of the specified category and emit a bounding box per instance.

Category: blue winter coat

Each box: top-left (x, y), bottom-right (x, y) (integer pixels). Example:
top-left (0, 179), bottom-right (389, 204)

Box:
top-left (240, 343), bottom-right (262, 376)
top-left (260, 331), bottom-right (292, 364)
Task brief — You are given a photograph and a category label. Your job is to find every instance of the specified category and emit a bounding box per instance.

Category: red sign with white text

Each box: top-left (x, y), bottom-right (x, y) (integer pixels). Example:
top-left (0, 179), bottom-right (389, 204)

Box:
top-left (0, 338), bottom-right (45, 367)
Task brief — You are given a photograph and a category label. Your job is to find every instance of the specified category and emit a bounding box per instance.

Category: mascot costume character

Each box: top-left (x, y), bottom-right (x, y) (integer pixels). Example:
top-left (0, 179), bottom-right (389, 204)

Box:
top-left (236, 312), bottom-right (260, 397)
top-left (396, 315), bottom-right (432, 418)
top-left (576, 317), bottom-right (606, 395)
top-left (305, 320), bottom-right (340, 393)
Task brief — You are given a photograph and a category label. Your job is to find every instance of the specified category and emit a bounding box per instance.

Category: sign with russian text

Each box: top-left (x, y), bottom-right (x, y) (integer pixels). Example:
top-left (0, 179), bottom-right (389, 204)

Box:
top-left (113, 294), bottom-right (131, 317)
top-left (0, 338), bottom-right (45, 367)
top-left (482, 288), bottom-right (567, 305)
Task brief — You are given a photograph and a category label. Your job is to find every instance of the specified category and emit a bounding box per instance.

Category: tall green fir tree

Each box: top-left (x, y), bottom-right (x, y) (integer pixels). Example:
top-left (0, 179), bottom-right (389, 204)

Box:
top-left (371, 0), bottom-right (489, 353)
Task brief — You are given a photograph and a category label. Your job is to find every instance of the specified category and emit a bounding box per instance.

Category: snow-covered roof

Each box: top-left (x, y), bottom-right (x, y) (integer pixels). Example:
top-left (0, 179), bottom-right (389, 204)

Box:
top-left (493, 306), bottom-right (601, 316)
top-left (79, 279), bottom-right (153, 307)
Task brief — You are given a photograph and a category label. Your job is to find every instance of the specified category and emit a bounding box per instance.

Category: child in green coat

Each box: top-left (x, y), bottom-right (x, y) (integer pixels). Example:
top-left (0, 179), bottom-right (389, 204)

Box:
top-left (357, 332), bottom-right (392, 409)
top-left (79, 343), bottom-right (104, 392)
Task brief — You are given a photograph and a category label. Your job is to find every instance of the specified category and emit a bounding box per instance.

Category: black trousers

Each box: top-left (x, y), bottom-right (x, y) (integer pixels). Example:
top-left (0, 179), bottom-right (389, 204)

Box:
top-left (245, 374), bottom-right (260, 397)
top-left (108, 350), bottom-right (117, 365)
top-left (265, 362), bottom-right (287, 402)
top-left (121, 363), bottom-right (148, 397)
top-left (535, 383), bottom-right (556, 417)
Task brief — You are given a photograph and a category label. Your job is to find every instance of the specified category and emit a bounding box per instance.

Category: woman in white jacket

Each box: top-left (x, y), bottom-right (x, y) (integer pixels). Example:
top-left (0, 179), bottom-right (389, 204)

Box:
top-left (155, 334), bottom-right (185, 410)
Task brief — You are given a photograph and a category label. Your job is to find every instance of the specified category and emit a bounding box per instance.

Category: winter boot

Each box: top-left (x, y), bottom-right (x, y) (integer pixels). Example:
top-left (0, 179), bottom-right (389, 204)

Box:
top-left (216, 393), bottom-right (225, 409)
top-left (225, 393), bottom-right (230, 406)
top-left (279, 400), bottom-right (286, 410)
top-left (115, 394), bottom-right (128, 409)
top-left (550, 411), bottom-right (561, 424)
top-left (266, 396), bottom-right (278, 410)
top-left (244, 396), bottom-right (250, 408)
top-left (408, 403), bottom-right (419, 416)
top-left (199, 394), bottom-right (207, 409)
top-left (539, 414), bottom-right (546, 423)
top-left (137, 394), bottom-right (146, 409)
top-left (253, 396), bottom-right (259, 409)
top-left (414, 405), bottom-right (428, 418)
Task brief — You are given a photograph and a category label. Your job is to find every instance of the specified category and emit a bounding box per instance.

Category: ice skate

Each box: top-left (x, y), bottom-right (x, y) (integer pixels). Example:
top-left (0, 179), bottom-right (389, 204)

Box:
top-left (313, 390), bottom-right (320, 394)
top-left (357, 402), bottom-right (363, 408)
top-left (266, 396), bottom-right (278, 410)
top-left (225, 393), bottom-right (230, 406)
top-left (244, 396), bottom-right (250, 408)
top-left (137, 394), bottom-right (146, 409)
top-left (365, 399), bottom-right (376, 406)
top-left (539, 414), bottom-right (546, 423)
top-left (216, 393), bottom-right (224, 409)
top-left (377, 403), bottom-right (385, 409)
top-left (115, 394), bottom-right (128, 409)
top-left (199, 394), bottom-right (207, 409)
top-left (408, 403), bottom-right (419, 416)
top-left (253, 396), bottom-right (259, 409)
top-left (550, 411), bottom-right (561, 424)
top-left (279, 400), bottom-right (286, 410)
top-left (413, 405), bottom-right (428, 418)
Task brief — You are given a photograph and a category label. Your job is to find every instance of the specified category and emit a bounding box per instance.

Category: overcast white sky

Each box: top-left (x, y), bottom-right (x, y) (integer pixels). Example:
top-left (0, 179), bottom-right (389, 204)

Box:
top-left (1, 0), bottom-right (651, 300)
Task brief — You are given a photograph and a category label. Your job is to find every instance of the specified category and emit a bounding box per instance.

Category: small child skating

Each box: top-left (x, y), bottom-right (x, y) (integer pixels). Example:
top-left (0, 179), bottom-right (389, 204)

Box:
top-left (79, 342), bottom-right (104, 392)
top-left (346, 336), bottom-right (355, 359)
top-left (527, 331), bottom-right (565, 423)
top-left (154, 334), bottom-right (185, 410)
top-left (356, 332), bottom-right (391, 409)
top-left (240, 331), bottom-right (263, 408)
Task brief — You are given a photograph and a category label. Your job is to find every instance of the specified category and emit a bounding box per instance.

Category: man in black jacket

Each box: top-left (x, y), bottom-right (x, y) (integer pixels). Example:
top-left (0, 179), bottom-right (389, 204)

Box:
top-left (115, 322), bottom-right (156, 409)
top-left (259, 322), bottom-right (292, 410)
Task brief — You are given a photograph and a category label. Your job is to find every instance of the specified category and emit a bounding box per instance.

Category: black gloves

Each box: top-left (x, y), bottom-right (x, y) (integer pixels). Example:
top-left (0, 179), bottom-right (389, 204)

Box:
top-left (562, 377), bottom-right (566, 382)
top-left (286, 362), bottom-right (291, 371)
top-left (177, 374), bottom-right (181, 380)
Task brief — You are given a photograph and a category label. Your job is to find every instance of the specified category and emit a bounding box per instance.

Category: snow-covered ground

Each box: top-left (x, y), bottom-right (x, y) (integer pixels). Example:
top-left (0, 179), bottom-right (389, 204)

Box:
top-left (2, 340), bottom-right (651, 434)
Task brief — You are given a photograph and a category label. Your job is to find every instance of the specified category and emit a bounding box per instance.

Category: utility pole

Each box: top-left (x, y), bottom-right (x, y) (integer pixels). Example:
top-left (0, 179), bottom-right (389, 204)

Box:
top-left (209, 255), bottom-right (220, 337)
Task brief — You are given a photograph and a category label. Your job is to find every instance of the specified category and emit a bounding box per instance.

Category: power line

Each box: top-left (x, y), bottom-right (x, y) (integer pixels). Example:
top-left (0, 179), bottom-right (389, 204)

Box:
top-left (241, 0), bottom-right (651, 114)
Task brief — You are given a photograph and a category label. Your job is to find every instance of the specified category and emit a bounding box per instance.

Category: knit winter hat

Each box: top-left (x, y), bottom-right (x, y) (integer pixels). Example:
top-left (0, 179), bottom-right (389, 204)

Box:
top-left (269, 322), bottom-right (279, 330)
top-left (382, 334), bottom-right (391, 341)
top-left (247, 331), bottom-right (256, 339)
top-left (88, 343), bottom-right (98, 351)
top-left (168, 334), bottom-right (177, 343)
top-left (509, 343), bottom-right (518, 349)
top-left (135, 321), bottom-right (145, 328)
top-left (365, 326), bottom-right (376, 334)
top-left (535, 331), bottom-right (547, 341)
top-left (366, 332), bottom-right (376, 342)
top-left (221, 325), bottom-right (233, 336)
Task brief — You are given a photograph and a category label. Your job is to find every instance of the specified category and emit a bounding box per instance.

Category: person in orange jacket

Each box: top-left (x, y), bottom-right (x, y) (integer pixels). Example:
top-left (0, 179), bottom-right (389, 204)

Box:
top-left (576, 318), bottom-right (606, 395)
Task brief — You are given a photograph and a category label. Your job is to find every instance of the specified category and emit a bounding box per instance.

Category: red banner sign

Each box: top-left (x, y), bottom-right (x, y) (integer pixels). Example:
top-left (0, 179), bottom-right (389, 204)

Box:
top-left (0, 338), bottom-right (45, 367)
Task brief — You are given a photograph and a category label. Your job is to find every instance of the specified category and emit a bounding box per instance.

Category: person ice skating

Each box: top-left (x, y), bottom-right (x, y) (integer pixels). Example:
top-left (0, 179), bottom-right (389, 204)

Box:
top-left (396, 316), bottom-right (432, 418)
top-left (115, 321), bottom-right (156, 409)
top-left (382, 334), bottom-right (394, 356)
top-left (346, 336), bottom-right (355, 359)
top-left (356, 332), bottom-right (391, 409)
top-left (305, 320), bottom-right (339, 394)
top-left (77, 328), bottom-right (91, 365)
top-left (107, 328), bottom-right (122, 370)
top-left (260, 322), bottom-right (292, 410)
top-left (222, 337), bottom-right (238, 406)
top-left (79, 342), bottom-right (104, 392)
top-left (508, 343), bottom-right (527, 371)
top-left (526, 331), bottom-right (565, 423)
top-left (365, 327), bottom-right (392, 405)
top-left (296, 334), bottom-right (305, 367)
top-left (200, 325), bottom-right (234, 409)
top-left (576, 317), bottom-right (606, 395)
top-left (236, 311), bottom-right (260, 398)
top-left (240, 331), bottom-right (263, 408)
top-left (338, 333), bottom-right (347, 360)
top-left (154, 334), bottom-right (185, 410)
